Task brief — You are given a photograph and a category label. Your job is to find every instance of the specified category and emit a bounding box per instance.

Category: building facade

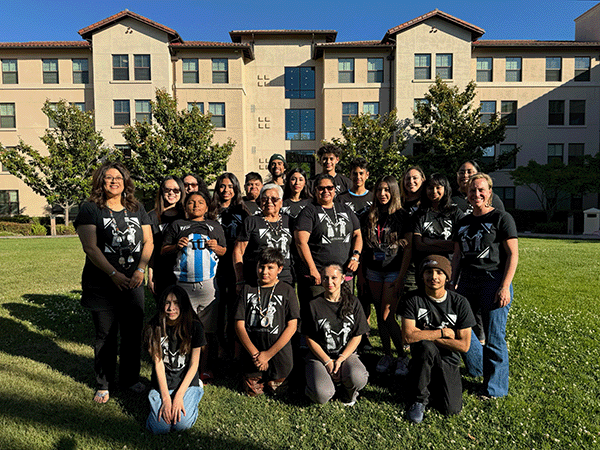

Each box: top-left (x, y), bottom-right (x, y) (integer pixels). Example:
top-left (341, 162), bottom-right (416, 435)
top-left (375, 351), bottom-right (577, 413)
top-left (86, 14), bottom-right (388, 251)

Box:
top-left (1, 7), bottom-right (599, 216)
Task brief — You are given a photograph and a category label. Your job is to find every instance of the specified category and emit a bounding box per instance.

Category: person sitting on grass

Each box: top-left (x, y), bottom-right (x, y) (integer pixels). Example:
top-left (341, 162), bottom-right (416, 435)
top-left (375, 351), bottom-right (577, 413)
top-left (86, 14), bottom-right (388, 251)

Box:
top-left (234, 247), bottom-right (300, 396)
top-left (303, 263), bottom-right (369, 406)
top-left (145, 285), bottom-right (205, 434)
top-left (401, 255), bottom-right (475, 423)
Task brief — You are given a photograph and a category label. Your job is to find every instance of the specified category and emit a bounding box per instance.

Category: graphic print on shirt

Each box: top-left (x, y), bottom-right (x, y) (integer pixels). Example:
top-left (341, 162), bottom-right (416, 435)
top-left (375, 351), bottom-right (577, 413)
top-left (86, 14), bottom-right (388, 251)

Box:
top-left (102, 216), bottom-right (142, 254)
top-left (342, 200), bottom-right (372, 220)
top-left (247, 291), bottom-right (282, 335)
top-left (175, 227), bottom-right (219, 282)
top-left (219, 212), bottom-right (244, 241)
top-left (258, 226), bottom-right (292, 259)
top-left (317, 314), bottom-right (355, 354)
top-left (317, 211), bottom-right (351, 244)
top-left (160, 336), bottom-right (186, 374)
top-left (417, 307), bottom-right (457, 329)
top-left (457, 222), bottom-right (494, 259)
top-left (422, 218), bottom-right (453, 241)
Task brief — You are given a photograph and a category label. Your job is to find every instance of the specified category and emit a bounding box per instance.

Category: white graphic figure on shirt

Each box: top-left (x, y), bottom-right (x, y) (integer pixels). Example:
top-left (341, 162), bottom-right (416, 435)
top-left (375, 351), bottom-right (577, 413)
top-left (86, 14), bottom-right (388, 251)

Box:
top-left (160, 335), bottom-right (186, 374)
top-left (103, 216), bottom-right (141, 254)
top-left (247, 291), bottom-right (281, 331)
top-left (318, 314), bottom-right (356, 354)
top-left (458, 222), bottom-right (493, 260)
top-left (317, 211), bottom-right (350, 244)
top-left (258, 226), bottom-right (291, 259)
top-left (417, 308), bottom-right (458, 330)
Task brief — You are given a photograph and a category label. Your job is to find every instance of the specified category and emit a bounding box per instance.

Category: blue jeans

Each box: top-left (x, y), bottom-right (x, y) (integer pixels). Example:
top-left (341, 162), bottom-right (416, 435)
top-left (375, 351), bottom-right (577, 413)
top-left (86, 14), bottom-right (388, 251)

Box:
top-left (458, 270), bottom-right (512, 398)
top-left (146, 385), bottom-right (203, 434)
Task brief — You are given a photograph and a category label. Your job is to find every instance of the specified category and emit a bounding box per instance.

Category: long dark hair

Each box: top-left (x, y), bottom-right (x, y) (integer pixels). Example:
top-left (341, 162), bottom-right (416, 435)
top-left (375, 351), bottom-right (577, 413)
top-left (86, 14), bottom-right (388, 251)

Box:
top-left (153, 176), bottom-right (185, 220)
top-left (322, 263), bottom-right (354, 319)
top-left (420, 173), bottom-right (454, 214)
top-left (89, 161), bottom-right (139, 212)
top-left (283, 167), bottom-right (312, 200)
top-left (210, 172), bottom-right (246, 218)
top-left (144, 285), bottom-right (197, 360)
top-left (366, 176), bottom-right (402, 247)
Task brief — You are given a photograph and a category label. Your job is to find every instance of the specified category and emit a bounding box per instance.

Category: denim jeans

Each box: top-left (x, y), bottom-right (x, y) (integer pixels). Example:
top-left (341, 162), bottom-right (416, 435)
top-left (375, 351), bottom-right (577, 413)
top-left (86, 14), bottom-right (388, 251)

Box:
top-left (458, 269), bottom-right (512, 398)
top-left (146, 385), bottom-right (203, 434)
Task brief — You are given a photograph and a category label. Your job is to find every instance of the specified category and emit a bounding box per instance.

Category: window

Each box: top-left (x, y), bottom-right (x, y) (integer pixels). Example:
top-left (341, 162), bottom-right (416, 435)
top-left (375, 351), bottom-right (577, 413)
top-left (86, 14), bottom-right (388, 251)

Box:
top-left (480, 101), bottom-right (496, 124)
top-left (285, 109), bottom-right (315, 140)
top-left (73, 102), bottom-right (85, 112)
top-left (113, 100), bottom-right (130, 126)
top-left (285, 67), bottom-right (315, 99)
top-left (569, 100), bottom-right (585, 125)
top-left (338, 59), bottom-right (354, 83)
top-left (501, 101), bottom-right (517, 126)
top-left (436, 54), bottom-right (452, 79)
top-left (413, 98), bottom-right (428, 125)
top-left (499, 144), bottom-right (516, 169)
top-left (42, 59), bottom-right (58, 84)
top-left (548, 100), bottom-right (565, 125)
top-left (2, 59), bottom-right (17, 84)
top-left (481, 145), bottom-right (495, 166)
top-left (367, 58), bottom-right (383, 83)
top-left (574, 57), bottom-right (591, 81)
top-left (0, 190), bottom-right (19, 215)
top-left (72, 59), bottom-right (89, 84)
top-left (414, 54), bottom-right (431, 79)
top-left (0, 103), bottom-right (16, 128)
top-left (547, 144), bottom-right (564, 163)
top-left (208, 103), bottom-right (225, 128)
top-left (546, 57), bottom-right (561, 82)
top-left (212, 59), bottom-right (228, 84)
top-left (134, 55), bottom-right (150, 81)
top-left (476, 57), bottom-right (492, 82)
top-left (496, 187), bottom-right (515, 209)
top-left (568, 143), bottom-right (584, 165)
top-left (114, 144), bottom-right (131, 159)
top-left (113, 55), bottom-right (128, 80)
top-left (182, 59), bottom-right (199, 83)
top-left (48, 103), bottom-right (58, 128)
top-left (342, 102), bottom-right (358, 126)
top-left (363, 102), bottom-right (379, 118)
top-left (135, 100), bottom-right (151, 123)
top-left (187, 102), bottom-right (204, 113)
top-left (506, 57), bottom-right (522, 82)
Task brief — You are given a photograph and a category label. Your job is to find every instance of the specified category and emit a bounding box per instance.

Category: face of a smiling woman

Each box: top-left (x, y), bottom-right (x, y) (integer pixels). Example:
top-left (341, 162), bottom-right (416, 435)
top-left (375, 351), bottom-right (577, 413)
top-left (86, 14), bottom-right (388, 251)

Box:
top-left (103, 168), bottom-right (124, 199)
top-left (404, 169), bottom-right (424, 194)
top-left (316, 180), bottom-right (335, 205)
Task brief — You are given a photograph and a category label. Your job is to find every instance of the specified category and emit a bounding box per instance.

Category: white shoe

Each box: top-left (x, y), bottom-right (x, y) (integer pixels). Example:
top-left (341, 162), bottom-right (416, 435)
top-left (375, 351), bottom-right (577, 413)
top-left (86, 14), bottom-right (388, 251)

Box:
top-left (394, 356), bottom-right (409, 376)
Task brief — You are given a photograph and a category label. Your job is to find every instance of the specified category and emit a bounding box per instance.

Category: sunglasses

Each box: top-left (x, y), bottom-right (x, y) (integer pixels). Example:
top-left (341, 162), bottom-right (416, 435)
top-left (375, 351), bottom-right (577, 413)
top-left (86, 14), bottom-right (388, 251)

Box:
top-left (261, 196), bottom-right (281, 203)
top-left (317, 185), bottom-right (335, 192)
top-left (183, 182), bottom-right (198, 188)
top-left (163, 188), bottom-right (181, 194)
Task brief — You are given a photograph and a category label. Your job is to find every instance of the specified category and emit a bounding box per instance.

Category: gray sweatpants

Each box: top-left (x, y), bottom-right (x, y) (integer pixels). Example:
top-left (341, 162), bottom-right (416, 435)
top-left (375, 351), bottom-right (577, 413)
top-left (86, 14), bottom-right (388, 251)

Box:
top-left (305, 353), bottom-right (368, 404)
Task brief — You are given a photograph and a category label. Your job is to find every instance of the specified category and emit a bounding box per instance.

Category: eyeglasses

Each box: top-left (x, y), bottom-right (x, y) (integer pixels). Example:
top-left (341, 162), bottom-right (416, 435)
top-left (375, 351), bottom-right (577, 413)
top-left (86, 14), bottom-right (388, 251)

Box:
top-left (261, 196), bottom-right (281, 203)
top-left (458, 170), bottom-right (477, 176)
top-left (183, 182), bottom-right (198, 188)
top-left (317, 185), bottom-right (335, 192)
top-left (104, 176), bottom-right (123, 183)
top-left (163, 188), bottom-right (181, 194)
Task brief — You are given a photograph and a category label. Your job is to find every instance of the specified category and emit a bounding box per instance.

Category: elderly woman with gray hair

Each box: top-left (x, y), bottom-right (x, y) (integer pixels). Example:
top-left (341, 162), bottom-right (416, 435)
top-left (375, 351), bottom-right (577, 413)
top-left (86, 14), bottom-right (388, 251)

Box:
top-left (233, 183), bottom-right (294, 289)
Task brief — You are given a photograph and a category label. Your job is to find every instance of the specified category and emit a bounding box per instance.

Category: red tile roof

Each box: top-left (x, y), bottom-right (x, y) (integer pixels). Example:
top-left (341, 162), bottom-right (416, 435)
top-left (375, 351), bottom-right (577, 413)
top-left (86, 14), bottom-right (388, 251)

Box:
top-left (0, 41), bottom-right (90, 49)
top-left (383, 9), bottom-right (484, 42)
top-left (230, 30), bottom-right (337, 43)
top-left (78, 10), bottom-right (182, 42)
top-left (473, 40), bottom-right (600, 47)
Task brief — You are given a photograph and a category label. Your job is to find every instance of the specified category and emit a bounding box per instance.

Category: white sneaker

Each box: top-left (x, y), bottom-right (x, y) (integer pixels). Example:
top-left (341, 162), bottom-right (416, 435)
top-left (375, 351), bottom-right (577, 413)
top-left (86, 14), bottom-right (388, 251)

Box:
top-left (376, 355), bottom-right (394, 373)
top-left (394, 356), bottom-right (409, 376)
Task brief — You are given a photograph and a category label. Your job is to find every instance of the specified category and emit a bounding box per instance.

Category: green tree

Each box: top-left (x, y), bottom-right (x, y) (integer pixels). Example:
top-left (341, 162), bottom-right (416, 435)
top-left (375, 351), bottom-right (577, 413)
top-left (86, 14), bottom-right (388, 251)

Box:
top-left (410, 77), bottom-right (514, 180)
top-left (116, 89), bottom-right (235, 203)
top-left (0, 100), bottom-right (109, 224)
top-left (328, 109), bottom-right (408, 187)
top-left (511, 159), bottom-right (599, 221)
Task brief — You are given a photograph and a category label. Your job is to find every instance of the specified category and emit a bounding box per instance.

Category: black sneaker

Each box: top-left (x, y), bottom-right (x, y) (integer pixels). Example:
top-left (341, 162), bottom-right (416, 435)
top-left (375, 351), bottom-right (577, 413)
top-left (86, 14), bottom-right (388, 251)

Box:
top-left (407, 402), bottom-right (425, 423)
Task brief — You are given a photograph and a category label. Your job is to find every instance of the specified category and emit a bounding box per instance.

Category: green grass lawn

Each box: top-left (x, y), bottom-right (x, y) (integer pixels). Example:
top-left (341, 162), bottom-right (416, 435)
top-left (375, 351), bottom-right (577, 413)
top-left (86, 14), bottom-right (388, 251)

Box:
top-left (1, 237), bottom-right (599, 449)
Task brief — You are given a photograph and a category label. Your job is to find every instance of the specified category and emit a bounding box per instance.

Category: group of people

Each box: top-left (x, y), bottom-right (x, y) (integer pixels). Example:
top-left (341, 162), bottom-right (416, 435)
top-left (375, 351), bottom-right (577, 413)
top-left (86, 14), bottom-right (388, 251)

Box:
top-left (74, 146), bottom-right (518, 433)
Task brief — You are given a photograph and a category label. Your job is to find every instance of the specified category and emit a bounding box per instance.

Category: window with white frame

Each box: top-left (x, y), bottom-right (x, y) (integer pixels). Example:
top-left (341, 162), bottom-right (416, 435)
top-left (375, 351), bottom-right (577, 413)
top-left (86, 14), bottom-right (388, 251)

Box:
top-left (476, 57), bottom-right (492, 82)
top-left (0, 103), bottom-right (16, 128)
top-left (545, 57), bottom-right (561, 82)
top-left (480, 101), bottom-right (496, 124)
top-left (134, 55), bottom-right (151, 81)
top-left (342, 102), bottom-right (358, 126)
top-left (135, 100), bottom-right (151, 123)
top-left (414, 54), bottom-right (431, 79)
top-left (208, 103), bottom-right (225, 128)
top-left (574, 57), bottom-right (591, 81)
top-left (72, 59), bottom-right (89, 84)
top-left (212, 59), bottom-right (228, 84)
top-left (547, 144), bottom-right (563, 163)
top-left (338, 59), bottom-right (354, 83)
top-left (48, 103), bottom-right (58, 128)
top-left (505, 57), bottom-right (522, 82)
top-left (501, 101), bottom-right (517, 126)
top-left (363, 102), bottom-right (379, 118)
top-left (0, 190), bottom-right (19, 215)
top-left (113, 100), bottom-right (130, 126)
top-left (436, 54), bottom-right (452, 79)
top-left (187, 102), bottom-right (204, 113)
top-left (2, 59), bottom-right (18, 84)
top-left (183, 59), bottom-right (199, 83)
top-left (569, 100), bottom-right (585, 125)
top-left (42, 59), bottom-right (58, 84)
top-left (367, 58), bottom-right (383, 83)
top-left (112, 55), bottom-right (128, 80)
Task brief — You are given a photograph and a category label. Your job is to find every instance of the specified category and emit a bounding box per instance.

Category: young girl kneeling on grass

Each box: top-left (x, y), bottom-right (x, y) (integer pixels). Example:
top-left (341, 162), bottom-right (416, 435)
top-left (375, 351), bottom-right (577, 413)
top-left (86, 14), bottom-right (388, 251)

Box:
top-left (145, 285), bottom-right (206, 434)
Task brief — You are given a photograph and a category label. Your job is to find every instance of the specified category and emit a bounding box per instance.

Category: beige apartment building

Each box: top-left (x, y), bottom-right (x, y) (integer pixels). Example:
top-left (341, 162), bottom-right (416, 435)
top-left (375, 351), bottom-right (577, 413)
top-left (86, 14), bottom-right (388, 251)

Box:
top-left (1, 6), bottom-right (599, 217)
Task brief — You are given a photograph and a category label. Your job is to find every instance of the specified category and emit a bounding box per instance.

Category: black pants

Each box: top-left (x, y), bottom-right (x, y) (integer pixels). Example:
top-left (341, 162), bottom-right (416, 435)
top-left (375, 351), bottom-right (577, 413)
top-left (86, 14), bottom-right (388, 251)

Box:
top-left (90, 286), bottom-right (144, 390)
top-left (409, 340), bottom-right (462, 415)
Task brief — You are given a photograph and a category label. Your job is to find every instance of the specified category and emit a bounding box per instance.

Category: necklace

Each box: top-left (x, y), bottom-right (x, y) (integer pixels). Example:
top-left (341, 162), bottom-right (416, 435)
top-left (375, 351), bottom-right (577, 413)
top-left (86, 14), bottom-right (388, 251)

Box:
top-left (108, 208), bottom-right (135, 268)
top-left (264, 214), bottom-right (283, 236)
top-left (257, 281), bottom-right (278, 327)
top-left (320, 203), bottom-right (340, 227)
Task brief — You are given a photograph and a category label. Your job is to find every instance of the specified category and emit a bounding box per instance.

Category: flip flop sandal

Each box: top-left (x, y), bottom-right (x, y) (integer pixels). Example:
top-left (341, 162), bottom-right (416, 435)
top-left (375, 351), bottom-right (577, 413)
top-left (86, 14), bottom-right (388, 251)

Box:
top-left (93, 390), bottom-right (109, 404)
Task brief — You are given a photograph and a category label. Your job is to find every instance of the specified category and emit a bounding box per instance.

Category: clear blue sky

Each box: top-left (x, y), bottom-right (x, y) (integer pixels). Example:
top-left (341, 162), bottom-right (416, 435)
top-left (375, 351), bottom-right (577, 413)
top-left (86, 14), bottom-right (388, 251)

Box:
top-left (1, 0), bottom-right (598, 43)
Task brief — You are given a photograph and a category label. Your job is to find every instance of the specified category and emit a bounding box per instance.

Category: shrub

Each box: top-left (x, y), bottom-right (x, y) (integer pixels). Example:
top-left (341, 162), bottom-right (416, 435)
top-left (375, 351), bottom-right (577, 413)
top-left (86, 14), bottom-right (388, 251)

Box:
top-left (55, 224), bottom-right (76, 235)
top-left (532, 221), bottom-right (566, 234)
top-left (0, 215), bottom-right (31, 224)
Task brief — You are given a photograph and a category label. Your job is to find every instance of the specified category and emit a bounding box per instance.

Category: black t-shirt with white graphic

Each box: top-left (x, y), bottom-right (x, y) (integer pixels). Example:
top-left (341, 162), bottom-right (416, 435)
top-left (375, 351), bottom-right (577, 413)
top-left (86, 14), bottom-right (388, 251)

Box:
top-left (149, 209), bottom-right (186, 293)
top-left (281, 198), bottom-right (311, 223)
top-left (234, 282), bottom-right (300, 379)
top-left (453, 209), bottom-right (518, 273)
top-left (452, 193), bottom-right (505, 215)
top-left (244, 199), bottom-right (262, 216)
top-left (303, 294), bottom-right (369, 359)
top-left (295, 202), bottom-right (360, 274)
top-left (337, 190), bottom-right (374, 225)
top-left (74, 201), bottom-right (151, 305)
top-left (150, 320), bottom-right (206, 391)
top-left (216, 204), bottom-right (248, 279)
top-left (362, 209), bottom-right (411, 273)
top-left (413, 207), bottom-right (465, 265)
top-left (402, 290), bottom-right (476, 365)
top-left (308, 173), bottom-right (353, 196)
top-left (237, 215), bottom-right (294, 285)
